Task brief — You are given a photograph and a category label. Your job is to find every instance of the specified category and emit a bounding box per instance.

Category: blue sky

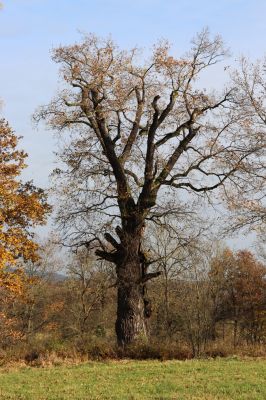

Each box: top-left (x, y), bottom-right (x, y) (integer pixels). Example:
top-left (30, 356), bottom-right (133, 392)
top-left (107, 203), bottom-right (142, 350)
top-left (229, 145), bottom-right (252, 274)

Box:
top-left (1, 0), bottom-right (266, 185)
top-left (0, 0), bottom-right (264, 246)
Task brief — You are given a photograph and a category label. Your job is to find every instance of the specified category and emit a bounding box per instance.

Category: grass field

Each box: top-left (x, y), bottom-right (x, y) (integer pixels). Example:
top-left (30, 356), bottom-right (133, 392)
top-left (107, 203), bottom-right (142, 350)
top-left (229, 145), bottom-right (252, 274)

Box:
top-left (0, 358), bottom-right (265, 399)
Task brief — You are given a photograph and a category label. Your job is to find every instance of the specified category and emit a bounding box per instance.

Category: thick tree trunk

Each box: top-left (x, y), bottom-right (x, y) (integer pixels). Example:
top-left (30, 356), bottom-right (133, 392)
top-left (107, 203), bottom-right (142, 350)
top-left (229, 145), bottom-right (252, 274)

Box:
top-left (115, 274), bottom-right (147, 346)
top-left (98, 217), bottom-right (158, 346)
top-left (115, 228), bottom-right (149, 346)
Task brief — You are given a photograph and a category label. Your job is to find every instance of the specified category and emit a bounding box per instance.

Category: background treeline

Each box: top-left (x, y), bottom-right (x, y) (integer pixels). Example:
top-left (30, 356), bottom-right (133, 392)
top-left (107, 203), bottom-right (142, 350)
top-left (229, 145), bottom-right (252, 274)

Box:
top-left (0, 240), bottom-right (265, 364)
top-left (1, 29), bottom-right (265, 360)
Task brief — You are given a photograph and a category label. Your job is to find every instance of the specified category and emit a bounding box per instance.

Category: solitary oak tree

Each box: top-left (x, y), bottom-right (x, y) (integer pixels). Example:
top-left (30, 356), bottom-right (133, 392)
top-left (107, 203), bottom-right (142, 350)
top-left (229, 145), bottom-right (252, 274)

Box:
top-left (0, 119), bottom-right (49, 292)
top-left (35, 30), bottom-right (264, 345)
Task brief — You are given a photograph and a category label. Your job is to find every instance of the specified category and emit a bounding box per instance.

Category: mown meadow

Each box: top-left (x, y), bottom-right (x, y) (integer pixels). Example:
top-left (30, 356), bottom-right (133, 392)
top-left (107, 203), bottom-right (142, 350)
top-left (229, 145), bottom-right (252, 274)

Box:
top-left (0, 358), bottom-right (265, 399)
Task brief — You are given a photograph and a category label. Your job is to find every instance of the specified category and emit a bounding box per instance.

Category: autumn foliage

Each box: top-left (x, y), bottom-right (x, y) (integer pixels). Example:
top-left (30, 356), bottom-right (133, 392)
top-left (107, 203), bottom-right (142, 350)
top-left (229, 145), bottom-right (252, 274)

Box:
top-left (0, 119), bottom-right (49, 293)
top-left (0, 27), bottom-right (265, 359)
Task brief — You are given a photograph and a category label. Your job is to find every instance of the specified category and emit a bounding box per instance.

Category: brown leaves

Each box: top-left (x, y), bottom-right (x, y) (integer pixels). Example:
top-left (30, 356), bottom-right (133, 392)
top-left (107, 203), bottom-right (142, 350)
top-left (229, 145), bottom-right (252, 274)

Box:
top-left (210, 248), bottom-right (266, 311)
top-left (34, 31), bottom-right (265, 254)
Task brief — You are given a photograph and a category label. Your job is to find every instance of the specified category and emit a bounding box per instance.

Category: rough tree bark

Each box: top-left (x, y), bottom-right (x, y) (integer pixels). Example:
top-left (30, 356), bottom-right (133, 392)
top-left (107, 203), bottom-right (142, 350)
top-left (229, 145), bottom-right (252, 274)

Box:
top-left (35, 31), bottom-right (264, 345)
top-left (97, 218), bottom-right (158, 344)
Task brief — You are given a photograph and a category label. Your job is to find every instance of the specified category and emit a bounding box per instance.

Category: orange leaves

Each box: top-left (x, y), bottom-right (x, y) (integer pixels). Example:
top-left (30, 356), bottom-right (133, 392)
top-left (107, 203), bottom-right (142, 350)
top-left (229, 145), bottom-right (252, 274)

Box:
top-left (0, 268), bottom-right (24, 294)
top-left (0, 118), bottom-right (50, 293)
top-left (210, 248), bottom-right (266, 311)
top-left (0, 312), bottom-right (24, 341)
top-left (48, 300), bottom-right (64, 313)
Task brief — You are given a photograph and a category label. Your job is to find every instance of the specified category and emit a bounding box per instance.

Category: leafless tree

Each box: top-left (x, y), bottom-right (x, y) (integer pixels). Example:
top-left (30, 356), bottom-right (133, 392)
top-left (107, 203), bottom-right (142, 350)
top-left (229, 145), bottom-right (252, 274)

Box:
top-left (35, 29), bottom-right (263, 345)
top-left (225, 57), bottom-right (266, 235)
top-left (65, 250), bottom-right (112, 341)
top-left (146, 213), bottom-right (208, 337)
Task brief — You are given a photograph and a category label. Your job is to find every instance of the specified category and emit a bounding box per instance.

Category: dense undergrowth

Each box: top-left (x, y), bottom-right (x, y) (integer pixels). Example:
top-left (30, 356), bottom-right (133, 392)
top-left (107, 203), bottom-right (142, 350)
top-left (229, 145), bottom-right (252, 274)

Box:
top-left (1, 336), bottom-right (265, 367)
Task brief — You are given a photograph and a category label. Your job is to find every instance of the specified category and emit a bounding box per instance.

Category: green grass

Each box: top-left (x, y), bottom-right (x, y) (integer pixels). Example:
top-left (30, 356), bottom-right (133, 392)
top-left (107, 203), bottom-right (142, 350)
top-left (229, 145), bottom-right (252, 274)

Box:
top-left (0, 358), bottom-right (265, 399)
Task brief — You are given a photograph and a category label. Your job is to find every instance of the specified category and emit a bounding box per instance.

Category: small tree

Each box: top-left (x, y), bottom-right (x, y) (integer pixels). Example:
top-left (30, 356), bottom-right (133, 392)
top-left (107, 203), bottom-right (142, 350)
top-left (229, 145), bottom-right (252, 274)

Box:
top-left (0, 119), bottom-right (49, 343)
top-left (173, 248), bottom-right (214, 357)
top-left (36, 30), bottom-right (263, 345)
top-left (64, 250), bottom-right (112, 342)
top-left (0, 119), bottom-right (49, 292)
top-left (147, 215), bottom-right (206, 338)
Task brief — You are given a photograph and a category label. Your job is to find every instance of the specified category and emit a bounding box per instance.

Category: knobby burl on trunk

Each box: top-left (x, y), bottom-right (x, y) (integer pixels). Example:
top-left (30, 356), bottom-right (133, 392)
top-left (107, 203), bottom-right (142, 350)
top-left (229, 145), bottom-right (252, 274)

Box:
top-left (35, 30), bottom-right (263, 345)
top-left (96, 198), bottom-right (161, 345)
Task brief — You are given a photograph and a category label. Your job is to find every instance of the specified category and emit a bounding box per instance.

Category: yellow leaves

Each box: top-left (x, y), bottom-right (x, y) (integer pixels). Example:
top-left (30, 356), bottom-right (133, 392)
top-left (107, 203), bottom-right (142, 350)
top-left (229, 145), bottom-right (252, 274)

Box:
top-left (0, 268), bottom-right (24, 294)
top-left (0, 119), bottom-right (50, 294)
